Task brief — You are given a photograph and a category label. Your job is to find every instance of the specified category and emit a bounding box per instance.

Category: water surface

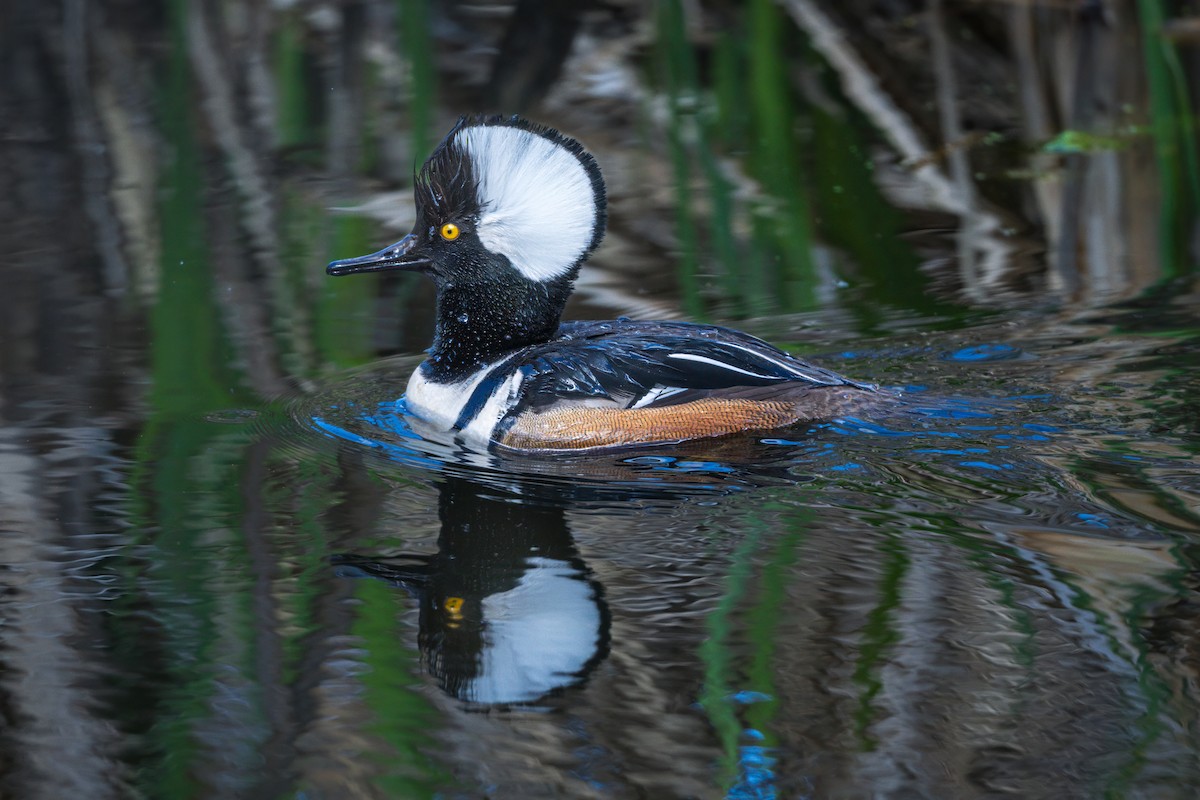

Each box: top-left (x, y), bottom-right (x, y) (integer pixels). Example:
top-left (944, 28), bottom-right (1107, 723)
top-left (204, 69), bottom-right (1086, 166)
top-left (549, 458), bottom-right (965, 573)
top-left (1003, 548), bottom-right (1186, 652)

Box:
top-left (3, 2), bottom-right (1200, 798)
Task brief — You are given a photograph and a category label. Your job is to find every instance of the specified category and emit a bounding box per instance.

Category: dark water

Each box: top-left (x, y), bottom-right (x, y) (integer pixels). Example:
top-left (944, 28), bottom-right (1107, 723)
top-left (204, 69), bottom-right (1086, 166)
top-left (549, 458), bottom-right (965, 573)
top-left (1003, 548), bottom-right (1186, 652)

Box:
top-left (4, 1), bottom-right (1200, 798)
top-left (284, 304), bottom-right (1200, 798)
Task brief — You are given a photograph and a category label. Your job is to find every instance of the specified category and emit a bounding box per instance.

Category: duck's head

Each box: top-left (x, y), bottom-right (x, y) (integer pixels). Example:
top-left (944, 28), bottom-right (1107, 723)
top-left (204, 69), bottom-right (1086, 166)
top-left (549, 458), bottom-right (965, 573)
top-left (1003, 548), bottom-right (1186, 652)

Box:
top-left (328, 115), bottom-right (606, 290)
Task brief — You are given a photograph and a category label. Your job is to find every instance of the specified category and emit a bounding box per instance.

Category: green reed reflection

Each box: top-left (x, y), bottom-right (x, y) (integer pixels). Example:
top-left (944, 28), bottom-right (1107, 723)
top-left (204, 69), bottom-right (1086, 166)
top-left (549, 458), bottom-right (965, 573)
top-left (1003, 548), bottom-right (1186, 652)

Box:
top-left (655, 0), bottom-right (705, 318)
top-left (699, 504), bottom-right (809, 791)
top-left (748, 0), bottom-right (817, 312)
top-left (1137, 0), bottom-right (1200, 277)
top-left (851, 532), bottom-right (907, 751)
top-left (744, 530), bottom-right (803, 739)
top-left (1106, 583), bottom-right (1174, 799)
top-left (275, 459), bottom-right (334, 683)
top-left (353, 579), bottom-right (448, 798)
top-left (275, 13), bottom-right (313, 152)
top-left (809, 99), bottom-right (960, 328)
top-left (699, 519), bottom-right (762, 783)
top-left (316, 212), bottom-right (381, 369)
top-left (398, 0), bottom-right (436, 160)
top-left (1051, 552), bottom-right (1179, 798)
top-left (652, 0), bottom-right (973, 323)
top-left (124, 5), bottom-right (257, 794)
top-left (655, 0), bottom-right (820, 317)
top-left (125, 4), bottom-right (394, 792)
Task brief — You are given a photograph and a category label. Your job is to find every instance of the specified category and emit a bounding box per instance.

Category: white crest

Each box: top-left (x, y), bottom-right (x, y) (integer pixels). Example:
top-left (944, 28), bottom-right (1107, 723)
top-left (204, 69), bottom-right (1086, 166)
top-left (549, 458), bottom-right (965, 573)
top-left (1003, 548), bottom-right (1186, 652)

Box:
top-left (458, 125), bottom-right (601, 282)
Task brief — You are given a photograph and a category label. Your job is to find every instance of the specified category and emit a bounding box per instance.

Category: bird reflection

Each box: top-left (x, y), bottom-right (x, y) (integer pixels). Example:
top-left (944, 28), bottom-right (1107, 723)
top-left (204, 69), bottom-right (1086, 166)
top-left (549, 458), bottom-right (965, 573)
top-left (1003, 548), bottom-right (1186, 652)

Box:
top-left (333, 476), bottom-right (609, 706)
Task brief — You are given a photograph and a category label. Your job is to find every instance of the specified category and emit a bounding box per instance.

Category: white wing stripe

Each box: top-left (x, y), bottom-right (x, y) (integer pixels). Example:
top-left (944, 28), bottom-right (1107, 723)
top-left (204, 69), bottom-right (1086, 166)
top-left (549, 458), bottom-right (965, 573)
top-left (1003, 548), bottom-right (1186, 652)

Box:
top-left (666, 353), bottom-right (778, 380)
top-left (720, 341), bottom-right (810, 376)
top-left (721, 341), bottom-right (843, 383)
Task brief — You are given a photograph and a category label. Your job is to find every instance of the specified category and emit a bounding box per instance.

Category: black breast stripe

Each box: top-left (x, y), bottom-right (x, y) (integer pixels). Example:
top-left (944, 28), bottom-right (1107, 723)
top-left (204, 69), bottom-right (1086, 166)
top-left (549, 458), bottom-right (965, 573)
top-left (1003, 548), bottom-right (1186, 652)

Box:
top-left (452, 361), bottom-right (523, 431)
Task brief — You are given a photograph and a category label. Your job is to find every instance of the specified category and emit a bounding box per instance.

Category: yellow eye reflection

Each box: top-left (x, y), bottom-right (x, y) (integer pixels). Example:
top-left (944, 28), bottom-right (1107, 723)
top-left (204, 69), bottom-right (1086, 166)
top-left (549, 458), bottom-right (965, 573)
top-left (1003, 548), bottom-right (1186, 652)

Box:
top-left (439, 223), bottom-right (461, 241)
top-left (443, 596), bottom-right (465, 628)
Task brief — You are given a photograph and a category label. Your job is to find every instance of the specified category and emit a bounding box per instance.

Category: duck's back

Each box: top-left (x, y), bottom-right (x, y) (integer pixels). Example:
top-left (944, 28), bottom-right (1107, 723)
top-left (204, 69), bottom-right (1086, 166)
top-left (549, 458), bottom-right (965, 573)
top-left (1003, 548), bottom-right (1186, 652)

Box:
top-left (487, 319), bottom-right (879, 451)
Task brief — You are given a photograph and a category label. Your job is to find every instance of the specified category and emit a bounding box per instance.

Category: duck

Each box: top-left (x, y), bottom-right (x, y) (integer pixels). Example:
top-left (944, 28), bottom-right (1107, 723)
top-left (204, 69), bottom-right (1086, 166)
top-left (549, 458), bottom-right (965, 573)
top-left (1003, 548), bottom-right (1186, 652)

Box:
top-left (327, 115), bottom-right (879, 451)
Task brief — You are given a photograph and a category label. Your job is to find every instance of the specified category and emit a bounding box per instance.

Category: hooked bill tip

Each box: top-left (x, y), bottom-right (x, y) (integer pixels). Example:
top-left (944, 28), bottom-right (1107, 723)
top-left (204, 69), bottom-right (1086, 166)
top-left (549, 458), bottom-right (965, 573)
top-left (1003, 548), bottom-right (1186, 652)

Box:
top-left (327, 258), bottom-right (376, 276)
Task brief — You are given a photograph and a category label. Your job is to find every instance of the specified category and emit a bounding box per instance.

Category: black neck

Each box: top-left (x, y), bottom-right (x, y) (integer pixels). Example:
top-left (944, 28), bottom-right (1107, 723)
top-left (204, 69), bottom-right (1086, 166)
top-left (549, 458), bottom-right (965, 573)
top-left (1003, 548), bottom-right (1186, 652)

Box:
top-left (424, 276), bottom-right (573, 382)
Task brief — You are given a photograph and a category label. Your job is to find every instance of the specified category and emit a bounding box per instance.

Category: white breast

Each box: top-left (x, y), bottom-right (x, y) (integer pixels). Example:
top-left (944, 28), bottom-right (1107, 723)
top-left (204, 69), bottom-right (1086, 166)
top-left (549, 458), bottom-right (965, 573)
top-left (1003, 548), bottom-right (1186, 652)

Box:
top-left (404, 360), bottom-right (524, 447)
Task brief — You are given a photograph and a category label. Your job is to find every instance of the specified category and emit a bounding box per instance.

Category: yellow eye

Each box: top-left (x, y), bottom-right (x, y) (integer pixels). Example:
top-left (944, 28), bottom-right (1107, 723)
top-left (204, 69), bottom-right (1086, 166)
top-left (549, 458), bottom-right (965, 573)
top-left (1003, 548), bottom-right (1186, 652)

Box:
top-left (440, 223), bottom-right (460, 241)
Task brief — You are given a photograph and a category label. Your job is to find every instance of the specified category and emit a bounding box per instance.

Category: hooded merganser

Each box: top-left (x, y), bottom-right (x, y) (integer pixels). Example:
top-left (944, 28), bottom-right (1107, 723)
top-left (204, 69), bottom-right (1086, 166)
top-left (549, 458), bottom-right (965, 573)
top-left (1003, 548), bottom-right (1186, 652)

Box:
top-left (328, 115), bottom-right (877, 451)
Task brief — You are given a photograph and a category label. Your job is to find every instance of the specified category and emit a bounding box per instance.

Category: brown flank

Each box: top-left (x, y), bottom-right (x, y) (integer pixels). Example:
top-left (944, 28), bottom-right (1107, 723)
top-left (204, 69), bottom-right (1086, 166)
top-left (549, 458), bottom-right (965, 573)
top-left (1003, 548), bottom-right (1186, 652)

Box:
top-left (498, 388), bottom-right (879, 450)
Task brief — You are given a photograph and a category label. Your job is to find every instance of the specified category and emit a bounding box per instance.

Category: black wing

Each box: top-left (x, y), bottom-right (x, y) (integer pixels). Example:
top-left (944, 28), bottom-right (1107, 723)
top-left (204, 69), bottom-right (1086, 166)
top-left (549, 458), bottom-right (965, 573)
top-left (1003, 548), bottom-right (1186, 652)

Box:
top-left (514, 319), bottom-right (869, 411)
